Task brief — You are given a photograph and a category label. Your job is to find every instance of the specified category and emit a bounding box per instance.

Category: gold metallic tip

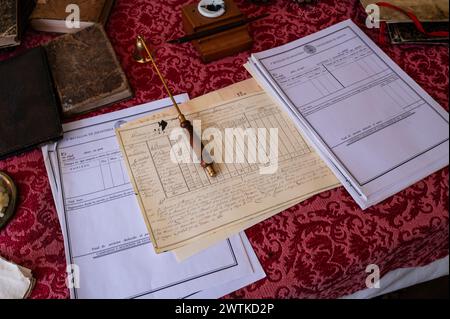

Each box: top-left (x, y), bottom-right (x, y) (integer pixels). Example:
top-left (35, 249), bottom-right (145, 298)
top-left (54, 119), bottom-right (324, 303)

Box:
top-left (178, 114), bottom-right (187, 123)
top-left (133, 36), bottom-right (151, 64)
top-left (205, 165), bottom-right (217, 178)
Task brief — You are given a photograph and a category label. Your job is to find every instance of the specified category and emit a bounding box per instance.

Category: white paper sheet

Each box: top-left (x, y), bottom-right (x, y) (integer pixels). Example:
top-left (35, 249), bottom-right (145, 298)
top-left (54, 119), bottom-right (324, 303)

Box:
top-left (186, 233), bottom-right (266, 299)
top-left (42, 96), bottom-right (265, 299)
top-left (0, 257), bottom-right (34, 299)
top-left (247, 19), bottom-right (449, 209)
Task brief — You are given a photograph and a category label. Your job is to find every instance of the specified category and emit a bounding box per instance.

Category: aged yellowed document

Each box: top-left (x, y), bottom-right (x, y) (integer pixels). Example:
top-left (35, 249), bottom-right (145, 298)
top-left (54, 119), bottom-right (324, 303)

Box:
top-left (172, 80), bottom-right (337, 260)
top-left (116, 80), bottom-right (340, 253)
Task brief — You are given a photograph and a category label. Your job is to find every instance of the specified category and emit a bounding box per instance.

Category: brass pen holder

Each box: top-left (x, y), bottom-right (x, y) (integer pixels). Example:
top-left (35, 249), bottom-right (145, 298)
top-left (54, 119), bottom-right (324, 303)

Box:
top-left (133, 36), bottom-right (216, 177)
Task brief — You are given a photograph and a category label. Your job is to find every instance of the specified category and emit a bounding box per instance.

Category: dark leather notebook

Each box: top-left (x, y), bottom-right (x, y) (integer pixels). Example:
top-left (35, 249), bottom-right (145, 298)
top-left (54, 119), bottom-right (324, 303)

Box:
top-left (0, 46), bottom-right (62, 159)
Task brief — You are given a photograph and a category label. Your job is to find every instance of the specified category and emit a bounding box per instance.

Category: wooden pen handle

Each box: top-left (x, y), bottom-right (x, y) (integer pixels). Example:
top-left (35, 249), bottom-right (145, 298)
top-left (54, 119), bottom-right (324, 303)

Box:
top-left (180, 118), bottom-right (216, 174)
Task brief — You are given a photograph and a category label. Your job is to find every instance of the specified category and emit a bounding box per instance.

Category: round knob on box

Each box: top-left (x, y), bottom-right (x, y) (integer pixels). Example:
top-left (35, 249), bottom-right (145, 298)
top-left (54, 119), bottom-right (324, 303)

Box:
top-left (198, 0), bottom-right (226, 18)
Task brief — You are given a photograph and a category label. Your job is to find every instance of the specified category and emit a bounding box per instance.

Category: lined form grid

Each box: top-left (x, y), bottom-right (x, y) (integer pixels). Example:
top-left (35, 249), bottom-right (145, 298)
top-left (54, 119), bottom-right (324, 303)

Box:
top-left (61, 149), bottom-right (130, 201)
top-left (140, 108), bottom-right (311, 199)
top-left (281, 46), bottom-right (393, 109)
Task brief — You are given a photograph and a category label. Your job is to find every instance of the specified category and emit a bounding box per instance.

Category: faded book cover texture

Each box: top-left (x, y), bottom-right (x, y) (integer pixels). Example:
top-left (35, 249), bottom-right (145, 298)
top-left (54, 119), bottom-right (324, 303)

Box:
top-left (45, 24), bottom-right (132, 116)
top-left (32, 0), bottom-right (109, 22)
top-left (0, 0), bottom-right (18, 46)
top-left (361, 0), bottom-right (449, 22)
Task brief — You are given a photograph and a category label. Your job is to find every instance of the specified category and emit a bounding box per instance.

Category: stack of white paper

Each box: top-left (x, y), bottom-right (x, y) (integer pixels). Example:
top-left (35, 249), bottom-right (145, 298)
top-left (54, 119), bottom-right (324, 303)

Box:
top-left (246, 19), bottom-right (449, 209)
top-left (42, 96), bottom-right (265, 299)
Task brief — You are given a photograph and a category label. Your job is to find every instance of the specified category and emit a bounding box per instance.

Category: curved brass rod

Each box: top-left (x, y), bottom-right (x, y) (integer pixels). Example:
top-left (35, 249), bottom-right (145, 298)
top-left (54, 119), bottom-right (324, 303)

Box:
top-left (135, 35), bottom-right (185, 122)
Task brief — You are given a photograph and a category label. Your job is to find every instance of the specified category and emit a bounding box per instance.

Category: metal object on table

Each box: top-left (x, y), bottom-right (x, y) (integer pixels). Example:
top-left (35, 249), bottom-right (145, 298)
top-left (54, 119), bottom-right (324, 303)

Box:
top-left (0, 172), bottom-right (17, 229)
top-left (133, 36), bottom-right (217, 177)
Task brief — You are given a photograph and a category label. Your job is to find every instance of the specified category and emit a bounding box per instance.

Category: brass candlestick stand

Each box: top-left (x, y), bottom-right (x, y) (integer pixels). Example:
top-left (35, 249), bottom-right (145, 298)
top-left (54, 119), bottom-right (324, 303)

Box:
top-left (133, 36), bottom-right (216, 177)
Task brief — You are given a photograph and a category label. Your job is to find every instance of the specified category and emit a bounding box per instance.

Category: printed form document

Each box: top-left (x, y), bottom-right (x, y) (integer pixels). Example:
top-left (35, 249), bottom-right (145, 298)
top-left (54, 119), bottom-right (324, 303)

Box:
top-left (246, 19), bottom-right (449, 209)
top-left (115, 81), bottom-right (340, 254)
top-left (42, 96), bottom-right (265, 299)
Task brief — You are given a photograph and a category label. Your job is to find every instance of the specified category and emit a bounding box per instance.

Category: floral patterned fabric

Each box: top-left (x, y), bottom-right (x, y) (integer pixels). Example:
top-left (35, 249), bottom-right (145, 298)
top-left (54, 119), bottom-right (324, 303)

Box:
top-left (0, 0), bottom-right (448, 299)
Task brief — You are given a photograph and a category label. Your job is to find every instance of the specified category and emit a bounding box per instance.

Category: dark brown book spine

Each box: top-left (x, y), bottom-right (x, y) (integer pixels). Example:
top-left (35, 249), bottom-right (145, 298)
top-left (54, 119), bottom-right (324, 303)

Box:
top-left (98, 0), bottom-right (115, 26)
top-left (18, 0), bottom-right (37, 39)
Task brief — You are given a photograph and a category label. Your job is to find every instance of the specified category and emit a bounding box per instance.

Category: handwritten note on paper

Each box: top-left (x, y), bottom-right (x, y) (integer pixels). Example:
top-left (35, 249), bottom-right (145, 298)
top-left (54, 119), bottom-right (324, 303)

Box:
top-left (116, 86), bottom-right (340, 253)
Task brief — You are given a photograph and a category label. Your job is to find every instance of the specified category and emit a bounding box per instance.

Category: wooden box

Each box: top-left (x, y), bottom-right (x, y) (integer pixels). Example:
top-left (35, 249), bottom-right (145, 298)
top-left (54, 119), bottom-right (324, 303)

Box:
top-left (181, 0), bottom-right (253, 63)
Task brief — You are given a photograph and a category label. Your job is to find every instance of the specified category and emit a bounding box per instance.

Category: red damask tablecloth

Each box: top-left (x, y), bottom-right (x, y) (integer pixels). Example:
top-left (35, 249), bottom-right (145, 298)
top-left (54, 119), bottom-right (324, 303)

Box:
top-left (0, 0), bottom-right (448, 299)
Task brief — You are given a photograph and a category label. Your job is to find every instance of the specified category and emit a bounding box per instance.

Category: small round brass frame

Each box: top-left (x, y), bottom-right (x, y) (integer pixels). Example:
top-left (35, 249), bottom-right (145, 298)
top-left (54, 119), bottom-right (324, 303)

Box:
top-left (0, 172), bottom-right (18, 230)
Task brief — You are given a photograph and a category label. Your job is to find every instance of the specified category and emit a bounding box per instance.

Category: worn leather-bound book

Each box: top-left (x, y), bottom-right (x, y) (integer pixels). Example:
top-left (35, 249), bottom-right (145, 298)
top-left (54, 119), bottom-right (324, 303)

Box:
top-left (0, 47), bottom-right (62, 159)
top-left (45, 24), bottom-right (133, 117)
top-left (360, 0), bottom-right (449, 22)
top-left (30, 0), bottom-right (115, 33)
top-left (0, 0), bottom-right (36, 49)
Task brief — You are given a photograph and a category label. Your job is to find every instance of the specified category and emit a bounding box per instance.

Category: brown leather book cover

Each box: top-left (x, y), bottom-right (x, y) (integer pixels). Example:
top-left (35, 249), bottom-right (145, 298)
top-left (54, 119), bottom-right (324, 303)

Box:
top-left (45, 24), bottom-right (133, 117)
top-left (30, 0), bottom-right (115, 33)
top-left (0, 0), bottom-right (36, 49)
top-left (360, 0), bottom-right (449, 22)
top-left (0, 47), bottom-right (62, 159)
